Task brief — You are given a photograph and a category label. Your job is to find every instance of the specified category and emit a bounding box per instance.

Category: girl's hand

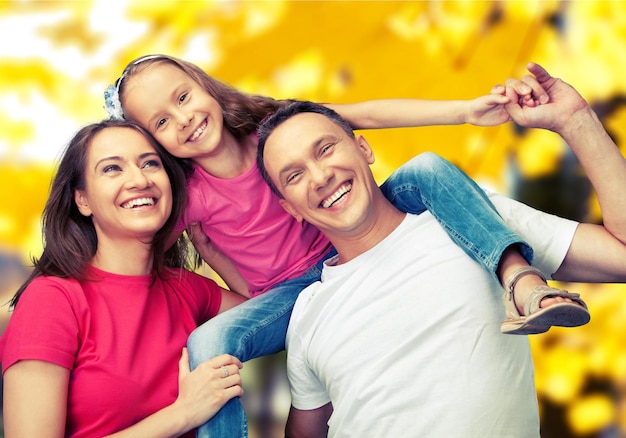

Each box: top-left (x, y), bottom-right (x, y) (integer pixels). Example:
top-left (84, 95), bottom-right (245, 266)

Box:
top-left (467, 74), bottom-right (547, 126)
top-left (175, 349), bottom-right (244, 429)
top-left (466, 93), bottom-right (512, 126)
top-left (187, 222), bottom-right (214, 253)
top-left (187, 222), bottom-right (250, 297)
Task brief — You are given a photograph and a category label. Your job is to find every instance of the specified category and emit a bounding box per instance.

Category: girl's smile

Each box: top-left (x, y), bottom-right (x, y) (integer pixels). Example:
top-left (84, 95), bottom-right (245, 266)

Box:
top-left (121, 63), bottom-right (225, 161)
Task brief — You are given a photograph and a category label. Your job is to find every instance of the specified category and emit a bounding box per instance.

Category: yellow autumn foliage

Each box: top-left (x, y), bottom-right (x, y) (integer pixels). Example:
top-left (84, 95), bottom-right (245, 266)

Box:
top-left (1, 1), bottom-right (626, 436)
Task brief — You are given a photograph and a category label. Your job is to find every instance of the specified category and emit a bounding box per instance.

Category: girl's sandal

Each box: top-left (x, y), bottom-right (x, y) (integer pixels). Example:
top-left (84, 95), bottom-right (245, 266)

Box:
top-left (500, 266), bottom-right (590, 335)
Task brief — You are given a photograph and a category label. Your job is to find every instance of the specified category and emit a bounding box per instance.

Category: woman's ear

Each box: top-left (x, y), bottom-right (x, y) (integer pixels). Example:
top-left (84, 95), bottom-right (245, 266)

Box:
top-left (74, 190), bottom-right (92, 217)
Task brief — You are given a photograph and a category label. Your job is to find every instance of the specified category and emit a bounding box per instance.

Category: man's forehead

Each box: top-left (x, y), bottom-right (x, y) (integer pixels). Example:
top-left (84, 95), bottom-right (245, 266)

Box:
top-left (269, 112), bottom-right (339, 144)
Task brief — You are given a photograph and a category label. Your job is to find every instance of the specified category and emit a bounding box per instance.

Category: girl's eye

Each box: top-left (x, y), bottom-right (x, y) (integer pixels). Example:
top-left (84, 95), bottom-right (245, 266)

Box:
top-left (156, 118), bottom-right (168, 129)
top-left (179, 92), bottom-right (188, 104)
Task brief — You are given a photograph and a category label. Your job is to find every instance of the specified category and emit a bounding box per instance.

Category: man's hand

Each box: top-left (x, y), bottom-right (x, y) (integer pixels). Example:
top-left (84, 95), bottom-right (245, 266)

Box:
top-left (496, 62), bottom-right (591, 134)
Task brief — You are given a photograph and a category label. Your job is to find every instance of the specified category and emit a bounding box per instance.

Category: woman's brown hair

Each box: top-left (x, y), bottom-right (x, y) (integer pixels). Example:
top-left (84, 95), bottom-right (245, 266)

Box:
top-left (9, 119), bottom-right (190, 308)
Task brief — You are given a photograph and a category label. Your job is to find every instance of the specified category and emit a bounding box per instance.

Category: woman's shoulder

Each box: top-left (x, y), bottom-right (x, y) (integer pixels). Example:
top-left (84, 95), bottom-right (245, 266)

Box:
top-left (16, 275), bottom-right (86, 310)
top-left (161, 267), bottom-right (219, 291)
top-left (160, 267), bottom-right (222, 318)
top-left (26, 274), bottom-right (83, 293)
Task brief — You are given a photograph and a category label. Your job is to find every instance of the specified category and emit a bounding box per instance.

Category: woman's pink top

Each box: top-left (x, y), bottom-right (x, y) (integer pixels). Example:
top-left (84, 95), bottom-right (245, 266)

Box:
top-left (1, 266), bottom-right (221, 437)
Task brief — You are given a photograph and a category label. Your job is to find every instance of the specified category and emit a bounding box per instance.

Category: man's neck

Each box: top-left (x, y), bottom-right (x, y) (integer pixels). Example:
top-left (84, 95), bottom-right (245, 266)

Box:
top-left (330, 199), bottom-right (407, 265)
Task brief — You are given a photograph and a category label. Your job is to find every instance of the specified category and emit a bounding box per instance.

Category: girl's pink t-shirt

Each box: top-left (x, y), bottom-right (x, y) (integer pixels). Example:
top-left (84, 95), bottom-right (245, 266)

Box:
top-left (0, 266), bottom-right (221, 438)
top-left (177, 155), bottom-right (332, 296)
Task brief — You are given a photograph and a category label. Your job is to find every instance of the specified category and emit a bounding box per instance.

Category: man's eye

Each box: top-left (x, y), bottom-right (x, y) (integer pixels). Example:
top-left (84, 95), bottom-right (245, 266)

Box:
top-left (286, 172), bottom-right (301, 184)
top-left (320, 143), bottom-right (334, 155)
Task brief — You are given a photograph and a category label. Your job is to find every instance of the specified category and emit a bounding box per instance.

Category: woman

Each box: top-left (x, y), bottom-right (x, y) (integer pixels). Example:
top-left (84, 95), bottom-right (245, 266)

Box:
top-left (1, 119), bottom-right (247, 437)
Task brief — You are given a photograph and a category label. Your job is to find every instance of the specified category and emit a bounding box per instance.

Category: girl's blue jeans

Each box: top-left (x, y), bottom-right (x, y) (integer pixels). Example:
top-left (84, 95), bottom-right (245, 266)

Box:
top-left (189, 152), bottom-right (532, 437)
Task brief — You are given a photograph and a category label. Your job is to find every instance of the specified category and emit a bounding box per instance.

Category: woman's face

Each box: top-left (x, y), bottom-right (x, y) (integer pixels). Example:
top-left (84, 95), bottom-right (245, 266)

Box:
top-left (74, 127), bottom-right (172, 244)
top-left (121, 63), bottom-right (225, 160)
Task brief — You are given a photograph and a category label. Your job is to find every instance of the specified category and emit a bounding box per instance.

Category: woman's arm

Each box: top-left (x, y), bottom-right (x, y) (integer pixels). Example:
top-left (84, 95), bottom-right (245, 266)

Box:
top-left (3, 355), bottom-right (244, 438)
top-left (104, 350), bottom-right (243, 438)
top-left (218, 286), bottom-right (248, 314)
top-left (3, 360), bottom-right (69, 438)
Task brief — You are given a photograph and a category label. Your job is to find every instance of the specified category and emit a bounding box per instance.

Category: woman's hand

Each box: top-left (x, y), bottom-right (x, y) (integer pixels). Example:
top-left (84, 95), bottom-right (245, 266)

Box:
top-left (174, 349), bottom-right (244, 429)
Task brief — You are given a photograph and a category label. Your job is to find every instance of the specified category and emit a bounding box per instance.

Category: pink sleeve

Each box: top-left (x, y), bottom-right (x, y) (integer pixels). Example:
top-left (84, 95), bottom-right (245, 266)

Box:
top-left (170, 269), bottom-right (222, 324)
top-left (185, 271), bottom-right (222, 322)
top-left (1, 278), bottom-right (80, 374)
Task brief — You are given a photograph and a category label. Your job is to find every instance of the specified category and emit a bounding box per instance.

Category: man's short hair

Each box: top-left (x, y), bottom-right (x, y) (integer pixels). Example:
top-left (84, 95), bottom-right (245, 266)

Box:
top-left (256, 100), bottom-right (355, 198)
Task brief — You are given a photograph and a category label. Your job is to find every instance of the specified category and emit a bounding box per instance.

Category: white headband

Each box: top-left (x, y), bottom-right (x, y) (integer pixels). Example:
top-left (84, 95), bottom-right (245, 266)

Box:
top-left (103, 55), bottom-right (164, 120)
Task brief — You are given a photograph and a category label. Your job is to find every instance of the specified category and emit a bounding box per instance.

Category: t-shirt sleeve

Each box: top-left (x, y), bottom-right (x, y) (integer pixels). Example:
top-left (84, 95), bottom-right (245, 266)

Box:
top-left (183, 271), bottom-right (223, 323)
top-left (485, 190), bottom-right (579, 279)
top-left (1, 277), bottom-right (80, 374)
top-left (286, 320), bottom-right (331, 410)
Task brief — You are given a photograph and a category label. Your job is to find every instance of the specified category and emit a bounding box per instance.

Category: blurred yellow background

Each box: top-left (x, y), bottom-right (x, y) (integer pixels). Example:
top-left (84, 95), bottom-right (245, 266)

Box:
top-left (1, 1), bottom-right (626, 437)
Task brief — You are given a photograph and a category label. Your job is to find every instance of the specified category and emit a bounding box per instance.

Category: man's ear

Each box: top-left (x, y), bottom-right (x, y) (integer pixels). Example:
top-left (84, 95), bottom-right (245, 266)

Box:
top-left (74, 190), bottom-right (92, 217)
top-left (279, 198), bottom-right (304, 223)
top-left (355, 135), bottom-right (375, 164)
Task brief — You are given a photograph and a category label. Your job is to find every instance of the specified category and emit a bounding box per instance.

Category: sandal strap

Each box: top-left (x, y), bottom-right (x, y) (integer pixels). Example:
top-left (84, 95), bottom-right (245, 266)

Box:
top-left (502, 266), bottom-right (547, 320)
top-left (524, 286), bottom-right (588, 315)
top-left (504, 266), bottom-right (547, 300)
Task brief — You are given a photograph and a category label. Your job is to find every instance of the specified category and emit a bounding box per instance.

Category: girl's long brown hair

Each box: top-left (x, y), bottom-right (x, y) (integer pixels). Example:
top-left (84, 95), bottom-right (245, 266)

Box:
top-left (118, 54), bottom-right (290, 136)
top-left (116, 54), bottom-right (294, 174)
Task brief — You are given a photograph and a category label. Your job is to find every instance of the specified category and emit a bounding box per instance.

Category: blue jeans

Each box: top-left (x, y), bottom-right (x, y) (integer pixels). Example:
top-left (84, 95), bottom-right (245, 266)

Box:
top-left (189, 152), bottom-right (532, 437)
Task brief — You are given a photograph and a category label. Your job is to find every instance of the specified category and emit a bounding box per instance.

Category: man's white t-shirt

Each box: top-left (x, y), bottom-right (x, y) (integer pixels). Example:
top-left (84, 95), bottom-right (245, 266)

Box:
top-left (286, 197), bottom-right (578, 437)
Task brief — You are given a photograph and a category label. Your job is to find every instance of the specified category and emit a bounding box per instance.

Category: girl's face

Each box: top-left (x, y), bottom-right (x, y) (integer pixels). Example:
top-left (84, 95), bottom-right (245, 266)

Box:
top-left (121, 63), bottom-right (225, 160)
top-left (74, 127), bottom-right (172, 244)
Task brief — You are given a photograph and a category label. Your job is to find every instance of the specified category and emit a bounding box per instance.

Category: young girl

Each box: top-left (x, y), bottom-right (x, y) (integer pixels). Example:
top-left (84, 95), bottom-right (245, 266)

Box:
top-left (1, 120), bottom-right (247, 437)
top-left (108, 55), bottom-right (589, 437)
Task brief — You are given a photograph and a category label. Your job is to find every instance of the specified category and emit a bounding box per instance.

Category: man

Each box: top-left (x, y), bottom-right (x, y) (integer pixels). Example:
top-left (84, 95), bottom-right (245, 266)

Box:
top-left (256, 63), bottom-right (626, 437)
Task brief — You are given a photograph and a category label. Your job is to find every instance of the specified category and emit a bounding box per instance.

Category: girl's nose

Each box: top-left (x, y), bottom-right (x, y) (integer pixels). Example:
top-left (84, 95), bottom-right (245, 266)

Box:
top-left (175, 109), bottom-right (193, 129)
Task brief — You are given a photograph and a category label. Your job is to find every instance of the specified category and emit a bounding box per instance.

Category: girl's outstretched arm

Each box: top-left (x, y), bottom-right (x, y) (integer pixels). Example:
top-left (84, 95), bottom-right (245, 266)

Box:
top-left (328, 97), bottom-right (504, 129)
top-left (326, 79), bottom-right (544, 130)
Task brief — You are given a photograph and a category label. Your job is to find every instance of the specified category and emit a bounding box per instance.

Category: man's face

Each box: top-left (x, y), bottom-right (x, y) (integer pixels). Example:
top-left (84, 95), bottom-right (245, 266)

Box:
top-left (263, 112), bottom-right (378, 237)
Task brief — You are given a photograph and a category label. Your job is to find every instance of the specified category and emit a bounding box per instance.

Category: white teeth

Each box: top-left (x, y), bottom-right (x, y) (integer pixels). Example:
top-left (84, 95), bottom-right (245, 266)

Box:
top-left (122, 197), bottom-right (155, 209)
top-left (321, 183), bottom-right (352, 208)
top-left (189, 120), bottom-right (207, 142)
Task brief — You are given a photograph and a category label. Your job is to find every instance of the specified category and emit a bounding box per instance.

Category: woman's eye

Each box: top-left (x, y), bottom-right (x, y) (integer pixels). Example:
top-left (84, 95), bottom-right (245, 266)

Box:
top-left (103, 164), bottom-right (121, 173)
top-left (143, 159), bottom-right (162, 170)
